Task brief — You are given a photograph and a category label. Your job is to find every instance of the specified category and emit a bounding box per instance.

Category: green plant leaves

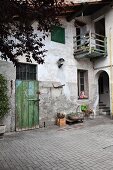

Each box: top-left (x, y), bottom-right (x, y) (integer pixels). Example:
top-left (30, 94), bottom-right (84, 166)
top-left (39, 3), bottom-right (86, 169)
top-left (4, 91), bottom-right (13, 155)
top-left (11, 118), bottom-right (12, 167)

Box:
top-left (0, 74), bottom-right (9, 119)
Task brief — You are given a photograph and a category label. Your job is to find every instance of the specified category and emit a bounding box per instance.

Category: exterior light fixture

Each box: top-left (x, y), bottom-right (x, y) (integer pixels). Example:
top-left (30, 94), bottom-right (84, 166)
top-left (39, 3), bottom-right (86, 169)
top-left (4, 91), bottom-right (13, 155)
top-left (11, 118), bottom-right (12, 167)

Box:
top-left (57, 58), bottom-right (65, 68)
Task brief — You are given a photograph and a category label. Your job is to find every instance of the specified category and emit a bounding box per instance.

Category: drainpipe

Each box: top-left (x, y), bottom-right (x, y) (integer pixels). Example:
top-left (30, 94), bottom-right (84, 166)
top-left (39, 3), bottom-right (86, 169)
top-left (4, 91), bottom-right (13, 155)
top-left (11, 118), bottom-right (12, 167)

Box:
top-left (89, 30), bottom-right (92, 54)
top-left (109, 28), bottom-right (113, 118)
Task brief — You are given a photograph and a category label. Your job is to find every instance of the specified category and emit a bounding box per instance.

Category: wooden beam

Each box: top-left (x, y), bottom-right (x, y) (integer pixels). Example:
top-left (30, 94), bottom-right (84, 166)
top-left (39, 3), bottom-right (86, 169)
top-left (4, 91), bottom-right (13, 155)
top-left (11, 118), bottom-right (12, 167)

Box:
top-left (66, 3), bottom-right (89, 22)
top-left (65, 0), bottom-right (112, 7)
top-left (74, 19), bottom-right (86, 27)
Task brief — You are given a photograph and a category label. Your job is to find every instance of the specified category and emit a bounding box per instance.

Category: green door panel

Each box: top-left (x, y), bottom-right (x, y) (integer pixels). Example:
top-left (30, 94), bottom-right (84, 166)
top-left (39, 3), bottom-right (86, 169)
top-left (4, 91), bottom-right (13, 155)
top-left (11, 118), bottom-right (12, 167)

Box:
top-left (16, 80), bottom-right (39, 131)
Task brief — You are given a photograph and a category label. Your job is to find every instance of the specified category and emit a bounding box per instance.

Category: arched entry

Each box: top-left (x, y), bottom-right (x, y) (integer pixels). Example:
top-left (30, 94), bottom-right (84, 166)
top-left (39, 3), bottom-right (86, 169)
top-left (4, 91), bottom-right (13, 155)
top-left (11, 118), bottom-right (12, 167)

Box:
top-left (98, 71), bottom-right (110, 115)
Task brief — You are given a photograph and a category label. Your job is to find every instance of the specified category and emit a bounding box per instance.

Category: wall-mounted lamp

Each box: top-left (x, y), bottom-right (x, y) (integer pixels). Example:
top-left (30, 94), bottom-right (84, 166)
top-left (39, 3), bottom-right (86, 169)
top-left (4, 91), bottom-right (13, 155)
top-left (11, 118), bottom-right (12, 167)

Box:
top-left (57, 58), bottom-right (65, 68)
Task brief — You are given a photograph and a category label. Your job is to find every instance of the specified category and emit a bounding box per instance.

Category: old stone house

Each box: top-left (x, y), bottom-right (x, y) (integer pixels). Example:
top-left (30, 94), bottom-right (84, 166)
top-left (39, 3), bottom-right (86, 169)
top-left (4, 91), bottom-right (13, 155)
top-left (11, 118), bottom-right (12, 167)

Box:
top-left (0, 0), bottom-right (113, 132)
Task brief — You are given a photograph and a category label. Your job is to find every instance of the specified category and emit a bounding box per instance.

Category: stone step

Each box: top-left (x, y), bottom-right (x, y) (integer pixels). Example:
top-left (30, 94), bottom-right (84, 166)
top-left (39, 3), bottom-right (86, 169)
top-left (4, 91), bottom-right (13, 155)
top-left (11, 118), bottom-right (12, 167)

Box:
top-left (99, 102), bottom-right (110, 115)
top-left (99, 106), bottom-right (110, 110)
top-left (100, 111), bottom-right (110, 115)
top-left (99, 108), bottom-right (110, 114)
top-left (99, 104), bottom-right (106, 107)
top-left (106, 111), bottom-right (110, 115)
top-left (101, 112), bottom-right (107, 115)
top-left (99, 108), bottom-right (110, 112)
top-left (99, 101), bottom-right (103, 103)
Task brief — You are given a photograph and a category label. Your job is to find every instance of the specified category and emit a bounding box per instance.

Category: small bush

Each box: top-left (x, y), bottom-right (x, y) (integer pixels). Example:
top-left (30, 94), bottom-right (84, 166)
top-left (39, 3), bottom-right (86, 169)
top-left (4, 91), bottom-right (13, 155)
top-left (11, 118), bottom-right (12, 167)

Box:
top-left (0, 74), bottom-right (9, 119)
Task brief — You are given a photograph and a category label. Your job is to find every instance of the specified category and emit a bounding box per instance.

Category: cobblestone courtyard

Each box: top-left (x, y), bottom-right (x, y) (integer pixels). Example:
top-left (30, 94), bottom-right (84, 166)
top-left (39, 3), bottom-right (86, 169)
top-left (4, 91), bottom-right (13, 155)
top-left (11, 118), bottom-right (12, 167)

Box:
top-left (1, 116), bottom-right (113, 170)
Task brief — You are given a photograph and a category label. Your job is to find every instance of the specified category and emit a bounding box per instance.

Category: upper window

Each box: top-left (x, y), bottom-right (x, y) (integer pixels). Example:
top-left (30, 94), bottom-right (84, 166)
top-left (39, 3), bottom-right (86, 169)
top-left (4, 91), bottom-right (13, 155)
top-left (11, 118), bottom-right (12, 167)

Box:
top-left (16, 63), bottom-right (36, 80)
top-left (51, 26), bottom-right (65, 44)
top-left (78, 69), bottom-right (88, 99)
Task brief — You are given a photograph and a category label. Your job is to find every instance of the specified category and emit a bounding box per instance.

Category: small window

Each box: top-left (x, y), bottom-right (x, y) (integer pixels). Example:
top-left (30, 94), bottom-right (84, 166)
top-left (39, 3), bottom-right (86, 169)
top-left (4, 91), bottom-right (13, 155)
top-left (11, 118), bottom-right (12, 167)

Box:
top-left (78, 69), bottom-right (88, 99)
top-left (16, 63), bottom-right (36, 80)
top-left (51, 25), bottom-right (65, 44)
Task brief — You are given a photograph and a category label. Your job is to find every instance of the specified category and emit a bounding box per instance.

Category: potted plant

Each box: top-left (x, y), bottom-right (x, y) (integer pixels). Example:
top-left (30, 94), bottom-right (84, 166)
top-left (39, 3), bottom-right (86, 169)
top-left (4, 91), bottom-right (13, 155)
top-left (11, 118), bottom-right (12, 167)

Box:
top-left (56, 112), bottom-right (66, 127)
top-left (0, 74), bottom-right (9, 136)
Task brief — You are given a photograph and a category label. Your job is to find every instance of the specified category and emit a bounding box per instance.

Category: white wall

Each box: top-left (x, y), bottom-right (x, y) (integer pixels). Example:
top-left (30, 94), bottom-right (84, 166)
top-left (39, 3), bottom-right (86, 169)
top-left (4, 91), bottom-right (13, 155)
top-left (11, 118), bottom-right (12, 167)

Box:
top-left (38, 17), bottom-right (96, 101)
top-left (92, 8), bottom-right (113, 68)
top-left (38, 19), bottom-right (76, 80)
top-left (38, 18), bottom-right (78, 98)
top-left (90, 7), bottom-right (113, 113)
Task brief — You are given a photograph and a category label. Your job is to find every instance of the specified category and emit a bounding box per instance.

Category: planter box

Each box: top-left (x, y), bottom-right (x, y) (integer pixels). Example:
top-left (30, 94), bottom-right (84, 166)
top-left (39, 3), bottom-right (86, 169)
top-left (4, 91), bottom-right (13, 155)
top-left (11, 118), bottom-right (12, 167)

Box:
top-left (56, 118), bottom-right (66, 127)
top-left (0, 125), bottom-right (6, 135)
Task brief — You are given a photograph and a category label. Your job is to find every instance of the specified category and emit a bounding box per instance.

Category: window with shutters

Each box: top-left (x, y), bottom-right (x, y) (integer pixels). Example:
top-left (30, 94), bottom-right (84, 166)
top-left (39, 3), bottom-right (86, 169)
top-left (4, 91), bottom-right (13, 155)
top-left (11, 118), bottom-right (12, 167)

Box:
top-left (51, 25), bottom-right (65, 44)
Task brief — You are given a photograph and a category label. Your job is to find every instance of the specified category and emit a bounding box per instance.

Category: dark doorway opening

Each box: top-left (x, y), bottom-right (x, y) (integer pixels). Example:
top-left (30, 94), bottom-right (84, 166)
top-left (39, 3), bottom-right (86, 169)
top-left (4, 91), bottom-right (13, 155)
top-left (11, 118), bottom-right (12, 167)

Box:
top-left (98, 71), bottom-right (110, 115)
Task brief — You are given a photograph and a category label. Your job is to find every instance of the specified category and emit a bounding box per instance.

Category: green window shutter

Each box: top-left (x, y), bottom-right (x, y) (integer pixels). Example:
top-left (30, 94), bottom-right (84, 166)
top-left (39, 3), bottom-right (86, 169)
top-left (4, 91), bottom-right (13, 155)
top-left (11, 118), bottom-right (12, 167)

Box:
top-left (51, 26), bottom-right (65, 44)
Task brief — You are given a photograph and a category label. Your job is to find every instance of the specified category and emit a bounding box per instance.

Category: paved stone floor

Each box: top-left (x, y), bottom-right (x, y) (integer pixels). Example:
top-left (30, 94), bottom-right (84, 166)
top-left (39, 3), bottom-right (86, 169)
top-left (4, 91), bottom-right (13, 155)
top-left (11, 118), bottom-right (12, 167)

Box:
top-left (1, 116), bottom-right (113, 170)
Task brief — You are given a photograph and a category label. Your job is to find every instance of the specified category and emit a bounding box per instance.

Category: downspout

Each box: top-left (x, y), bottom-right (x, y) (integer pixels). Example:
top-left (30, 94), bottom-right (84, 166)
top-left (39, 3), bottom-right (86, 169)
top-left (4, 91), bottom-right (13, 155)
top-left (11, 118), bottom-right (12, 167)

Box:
top-left (109, 28), bottom-right (113, 118)
top-left (37, 64), bottom-right (40, 128)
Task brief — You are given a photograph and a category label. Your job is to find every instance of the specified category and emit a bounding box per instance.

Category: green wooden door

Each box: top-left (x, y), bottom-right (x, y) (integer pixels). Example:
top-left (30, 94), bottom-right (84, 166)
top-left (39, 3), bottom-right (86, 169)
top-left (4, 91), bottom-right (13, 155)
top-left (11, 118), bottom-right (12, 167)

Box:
top-left (16, 80), bottom-right (39, 131)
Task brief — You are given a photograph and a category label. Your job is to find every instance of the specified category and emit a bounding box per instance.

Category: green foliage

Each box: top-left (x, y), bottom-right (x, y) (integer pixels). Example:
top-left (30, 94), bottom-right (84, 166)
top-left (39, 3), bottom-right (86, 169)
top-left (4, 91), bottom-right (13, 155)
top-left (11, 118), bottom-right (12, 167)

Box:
top-left (0, 74), bottom-right (9, 119)
top-left (81, 105), bottom-right (88, 112)
top-left (0, 0), bottom-right (65, 65)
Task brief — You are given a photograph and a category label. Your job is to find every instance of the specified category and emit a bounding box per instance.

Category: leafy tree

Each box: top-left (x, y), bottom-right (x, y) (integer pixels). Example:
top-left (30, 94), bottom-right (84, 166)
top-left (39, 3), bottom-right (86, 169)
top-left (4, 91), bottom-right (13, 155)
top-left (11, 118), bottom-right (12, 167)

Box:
top-left (0, 0), bottom-right (65, 65)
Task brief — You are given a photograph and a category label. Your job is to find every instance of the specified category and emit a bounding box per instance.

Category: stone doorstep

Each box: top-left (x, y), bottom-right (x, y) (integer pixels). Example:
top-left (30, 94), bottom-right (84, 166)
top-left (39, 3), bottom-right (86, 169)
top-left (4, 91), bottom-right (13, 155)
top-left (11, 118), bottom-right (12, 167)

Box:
top-left (100, 111), bottom-right (110, 115)
top-left (99, 106), bottom-right (110, 113)
top-left (99, 106), bottom-right (110, 109)
top-left (99, 104), bottom-right (106, 107)
top-left (100, 109), bottom-right (110, 112)
top-left (101, 112), bottom-right (108, 115)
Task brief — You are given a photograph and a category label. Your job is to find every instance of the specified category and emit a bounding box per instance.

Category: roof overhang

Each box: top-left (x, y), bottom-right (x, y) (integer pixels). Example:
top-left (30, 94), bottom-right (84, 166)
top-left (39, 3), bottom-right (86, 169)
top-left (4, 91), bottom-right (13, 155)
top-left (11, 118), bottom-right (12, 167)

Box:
top-left (64, 0), bottom-right (112, 21)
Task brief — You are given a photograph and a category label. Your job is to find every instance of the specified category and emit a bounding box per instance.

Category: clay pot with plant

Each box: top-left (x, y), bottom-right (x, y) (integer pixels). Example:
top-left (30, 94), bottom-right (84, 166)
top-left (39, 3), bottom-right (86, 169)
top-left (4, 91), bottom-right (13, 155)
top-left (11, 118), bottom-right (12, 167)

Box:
top-left (0, 74), bottom-right (9, 136)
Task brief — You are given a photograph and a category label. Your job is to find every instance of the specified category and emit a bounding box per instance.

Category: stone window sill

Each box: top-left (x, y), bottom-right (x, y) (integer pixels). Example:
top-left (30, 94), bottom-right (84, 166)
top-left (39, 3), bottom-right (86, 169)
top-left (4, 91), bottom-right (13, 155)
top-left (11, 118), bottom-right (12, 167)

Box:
top-left (78, 98), bottom-right (89, 100)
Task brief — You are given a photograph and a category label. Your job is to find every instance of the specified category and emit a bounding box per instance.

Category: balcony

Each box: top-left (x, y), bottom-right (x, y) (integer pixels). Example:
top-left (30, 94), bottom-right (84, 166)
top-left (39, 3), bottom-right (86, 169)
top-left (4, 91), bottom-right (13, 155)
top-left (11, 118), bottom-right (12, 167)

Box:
top-left (73, 31), bottom-right (107, 59)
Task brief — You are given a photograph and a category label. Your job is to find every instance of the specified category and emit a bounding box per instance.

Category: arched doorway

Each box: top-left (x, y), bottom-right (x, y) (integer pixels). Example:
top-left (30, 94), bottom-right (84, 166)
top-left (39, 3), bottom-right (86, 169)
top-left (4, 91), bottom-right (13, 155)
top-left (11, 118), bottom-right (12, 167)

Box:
top-left (98, 71), bottom-right (110, 115)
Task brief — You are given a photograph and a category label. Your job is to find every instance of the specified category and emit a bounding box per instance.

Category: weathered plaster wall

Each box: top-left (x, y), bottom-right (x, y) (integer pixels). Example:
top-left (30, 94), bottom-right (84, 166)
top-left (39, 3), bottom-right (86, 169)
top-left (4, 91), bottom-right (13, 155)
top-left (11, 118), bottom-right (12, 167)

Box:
top-left (39, 81), bottom-right (78, 127)
top-left (1, 10), bottom-right (111, 130)
top-left (93, 9), bottom-right (113, 68)
top-left (0, 4), bottom-right (113, 130)
top-left (91, 7), bottom-right (113, 114)
top-left (38, 8), bottom-right (113, 120)
top-left (38, 19), bottom-right (78, 126)
top-left (0, 60), bottom-right (16, 132)
top-left (38, 18), bottom-right (96, 126)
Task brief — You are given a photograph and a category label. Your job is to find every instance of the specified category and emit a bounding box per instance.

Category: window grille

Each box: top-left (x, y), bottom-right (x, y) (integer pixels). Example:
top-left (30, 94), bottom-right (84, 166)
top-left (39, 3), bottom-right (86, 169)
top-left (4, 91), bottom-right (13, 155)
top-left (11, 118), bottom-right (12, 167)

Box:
top-left (16, 63), bottom-right (36, 80)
